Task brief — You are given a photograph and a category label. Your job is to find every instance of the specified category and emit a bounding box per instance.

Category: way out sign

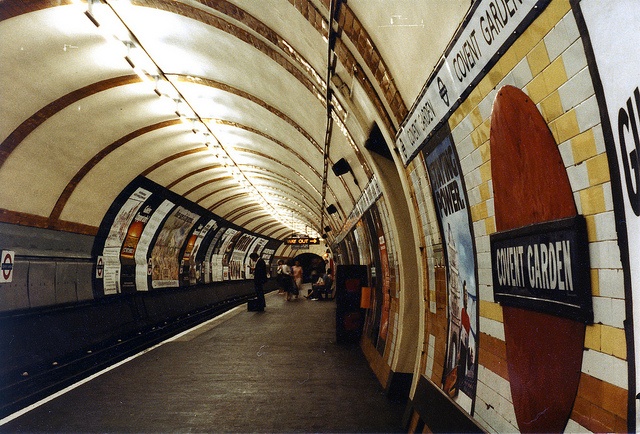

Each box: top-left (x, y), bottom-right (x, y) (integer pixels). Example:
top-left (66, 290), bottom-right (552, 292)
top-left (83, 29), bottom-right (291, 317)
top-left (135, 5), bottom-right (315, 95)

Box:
top-left (1, 250), bottom-right (15, 283)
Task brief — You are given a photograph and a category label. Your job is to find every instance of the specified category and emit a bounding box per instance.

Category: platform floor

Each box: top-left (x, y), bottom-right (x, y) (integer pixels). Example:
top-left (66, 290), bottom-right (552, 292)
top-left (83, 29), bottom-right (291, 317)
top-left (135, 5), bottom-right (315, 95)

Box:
top-left (0, 292), bottom-right (405, 433)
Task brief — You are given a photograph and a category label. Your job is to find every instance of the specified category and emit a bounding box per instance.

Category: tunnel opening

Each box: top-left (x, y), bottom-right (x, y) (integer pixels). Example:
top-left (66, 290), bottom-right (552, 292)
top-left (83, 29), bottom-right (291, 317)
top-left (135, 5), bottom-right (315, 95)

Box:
top-left (292, 252), bottom-right (327, 284)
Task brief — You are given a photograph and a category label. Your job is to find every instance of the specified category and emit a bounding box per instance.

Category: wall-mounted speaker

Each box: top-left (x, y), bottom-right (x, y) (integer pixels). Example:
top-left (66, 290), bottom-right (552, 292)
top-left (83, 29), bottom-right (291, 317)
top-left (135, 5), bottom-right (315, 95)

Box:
top-left (326, 204), bottom-right (338, 214)
top-left (332, 158), bottom-right (351, 176)
top-left (365, 122), bottom-right (393, 160)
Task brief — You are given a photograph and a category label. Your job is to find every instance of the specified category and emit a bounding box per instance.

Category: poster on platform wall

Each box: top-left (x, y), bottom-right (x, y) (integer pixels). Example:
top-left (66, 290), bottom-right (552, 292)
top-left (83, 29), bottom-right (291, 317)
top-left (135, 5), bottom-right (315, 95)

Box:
top-left (216, 227), bottom-right (241, 281)
top-left (94, 177), bottom-right (283, 294)
top-left (423, 132), bottom-right (479, 415)
top-left (371, 205), bottom-right (391, 353)
top-left (150, 206), bottom-right (200, 289)
top-left (100, 187), bottom-right (152, 295)
top-left (409, 159), bottom-right (433, 242)
top-left (203, 226), bottom-right (226, 283)
top-left (135, 199), bottom-right (175, 291)
top-left (230, 233), bottom-right (255, 280)
top-left (361, 208), bottom-right (385, 353)
top-left (575, 0), bottom-right (638, 423)
top-left (179, 218), bottom-right (218, 286)
top-left (261, 241), bottom-right (277, 266)
top-left (120, 195), bottom-right (163, 293)
top-left (246, 237), bottom-right (269, 278)
top-left (353, 221), bottom-right (371, 266)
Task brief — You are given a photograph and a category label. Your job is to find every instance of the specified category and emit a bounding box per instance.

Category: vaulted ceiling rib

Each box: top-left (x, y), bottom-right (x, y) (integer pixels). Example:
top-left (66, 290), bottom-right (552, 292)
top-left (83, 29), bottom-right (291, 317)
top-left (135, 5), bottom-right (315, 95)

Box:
top-left (0, 0), bottom-right (471, 242)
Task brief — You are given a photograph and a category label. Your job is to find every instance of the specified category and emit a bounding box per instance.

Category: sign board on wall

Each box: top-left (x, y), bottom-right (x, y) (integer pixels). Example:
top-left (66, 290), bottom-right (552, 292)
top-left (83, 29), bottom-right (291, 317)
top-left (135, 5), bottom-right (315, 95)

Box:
top-left (575, 0), bottom-right (639, 426)
top-left (285, 237), bottom-right (320, 246)
top-left (396, 0), bottom-right (550, 165)
top-left (490, 216), bottom-right (593, 322)
top-left (1, 250), bottom-right (14, 283)
top-left (334, 176), bottom-right (382, 244)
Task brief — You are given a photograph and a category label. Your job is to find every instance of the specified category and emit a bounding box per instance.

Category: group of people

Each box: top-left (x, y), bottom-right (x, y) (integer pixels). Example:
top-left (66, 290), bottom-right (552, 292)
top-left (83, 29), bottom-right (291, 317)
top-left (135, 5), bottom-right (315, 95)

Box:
top-left (275, 259), bottom-right (333, 301)
top-left (275, 259), bottom-right (301, 301)
top-left (250, 254), bottom-right (334, 311)
top-left (309, 267), bottom-right (333, 300)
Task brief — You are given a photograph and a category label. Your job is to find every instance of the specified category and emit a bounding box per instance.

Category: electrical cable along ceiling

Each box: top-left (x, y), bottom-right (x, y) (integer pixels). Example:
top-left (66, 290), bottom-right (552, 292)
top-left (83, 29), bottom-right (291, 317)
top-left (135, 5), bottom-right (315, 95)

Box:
top-left (0, 0), bottom-right (470, 242)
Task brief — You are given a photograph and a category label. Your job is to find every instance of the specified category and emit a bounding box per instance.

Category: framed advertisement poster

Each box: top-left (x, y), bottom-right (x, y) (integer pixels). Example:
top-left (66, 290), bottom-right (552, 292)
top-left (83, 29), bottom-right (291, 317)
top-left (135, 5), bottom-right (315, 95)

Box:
top-left (423, 127), bottom-right (479, 415)
top-left (150, 206), bottom-right (200, 289)
top-left (100, 187), bottom-right (152, 295)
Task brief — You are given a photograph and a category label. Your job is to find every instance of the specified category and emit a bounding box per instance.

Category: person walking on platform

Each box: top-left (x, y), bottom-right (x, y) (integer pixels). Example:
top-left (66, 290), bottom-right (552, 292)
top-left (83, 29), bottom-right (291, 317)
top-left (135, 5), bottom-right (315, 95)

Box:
top-left (292, 260), bottom-right (303, 300)
top-left (249, 252), bottom-right (267, 311)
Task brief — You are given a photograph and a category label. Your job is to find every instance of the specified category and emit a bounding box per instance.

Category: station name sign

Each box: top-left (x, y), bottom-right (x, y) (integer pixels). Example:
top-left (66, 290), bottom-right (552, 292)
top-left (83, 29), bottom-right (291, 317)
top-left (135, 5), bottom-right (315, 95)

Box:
top-left (396, 0), bottom-right (550, 165)
top-left (490, 216), bottom-right (593, 323)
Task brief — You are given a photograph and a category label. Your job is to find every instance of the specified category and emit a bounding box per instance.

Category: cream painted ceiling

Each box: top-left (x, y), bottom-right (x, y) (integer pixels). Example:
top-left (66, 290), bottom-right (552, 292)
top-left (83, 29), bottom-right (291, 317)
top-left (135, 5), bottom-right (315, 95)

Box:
top-left (0, 0), bottom-right (470, 241)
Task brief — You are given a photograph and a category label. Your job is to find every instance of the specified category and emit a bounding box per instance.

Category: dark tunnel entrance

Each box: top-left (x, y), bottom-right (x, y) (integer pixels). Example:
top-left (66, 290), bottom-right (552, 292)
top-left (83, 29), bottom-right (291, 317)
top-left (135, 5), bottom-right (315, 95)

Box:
top-left (292, 252), bottom-right (327, 284)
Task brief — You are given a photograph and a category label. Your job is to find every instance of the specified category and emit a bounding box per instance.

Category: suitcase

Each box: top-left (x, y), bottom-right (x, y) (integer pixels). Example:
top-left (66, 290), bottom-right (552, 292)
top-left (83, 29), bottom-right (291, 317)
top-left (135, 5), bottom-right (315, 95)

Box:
top-left (247, 298), bottom-right (262, 311)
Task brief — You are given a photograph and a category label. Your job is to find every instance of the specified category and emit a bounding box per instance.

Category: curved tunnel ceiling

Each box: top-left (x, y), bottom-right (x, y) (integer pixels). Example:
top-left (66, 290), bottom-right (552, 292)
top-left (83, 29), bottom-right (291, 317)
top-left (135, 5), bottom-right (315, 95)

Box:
top-left (0, 0), bottom-right (470, 241)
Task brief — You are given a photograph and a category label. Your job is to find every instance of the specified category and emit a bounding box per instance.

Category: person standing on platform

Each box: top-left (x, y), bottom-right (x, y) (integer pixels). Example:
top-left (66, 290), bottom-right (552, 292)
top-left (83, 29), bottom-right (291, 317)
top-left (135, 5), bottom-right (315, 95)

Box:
top-left (276, 259), bottom-right (286, 294)
top-left (283, 259), bottom-right (295, 301)
top-left (250, 252), bottom-right (267, 311)
top-left (292, 260), bottom-right (303, 300)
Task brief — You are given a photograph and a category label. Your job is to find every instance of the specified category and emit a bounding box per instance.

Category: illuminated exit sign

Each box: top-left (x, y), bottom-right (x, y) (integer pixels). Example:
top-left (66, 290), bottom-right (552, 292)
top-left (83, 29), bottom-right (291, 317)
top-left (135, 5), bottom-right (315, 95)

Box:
top-left (285, 237), bottom-right (320, 246)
